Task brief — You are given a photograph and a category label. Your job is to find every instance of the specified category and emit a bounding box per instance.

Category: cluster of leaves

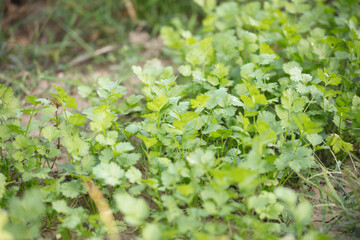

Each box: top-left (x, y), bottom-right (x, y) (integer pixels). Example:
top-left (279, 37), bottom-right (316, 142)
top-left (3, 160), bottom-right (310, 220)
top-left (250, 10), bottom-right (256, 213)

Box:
top-left (0, 0), bottom-right (360, 239)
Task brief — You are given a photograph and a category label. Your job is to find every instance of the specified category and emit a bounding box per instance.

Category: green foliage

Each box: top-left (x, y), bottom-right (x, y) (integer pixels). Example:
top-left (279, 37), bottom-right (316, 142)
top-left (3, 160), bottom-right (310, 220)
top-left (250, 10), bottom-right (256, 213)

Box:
top-left (1, 0), bottom-right (360, 239)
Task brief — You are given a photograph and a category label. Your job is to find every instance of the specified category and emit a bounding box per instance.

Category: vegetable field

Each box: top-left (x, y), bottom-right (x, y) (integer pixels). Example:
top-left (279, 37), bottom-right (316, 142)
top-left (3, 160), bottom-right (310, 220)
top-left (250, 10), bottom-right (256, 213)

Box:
top-left (1, 0), bottom-right (360, 239)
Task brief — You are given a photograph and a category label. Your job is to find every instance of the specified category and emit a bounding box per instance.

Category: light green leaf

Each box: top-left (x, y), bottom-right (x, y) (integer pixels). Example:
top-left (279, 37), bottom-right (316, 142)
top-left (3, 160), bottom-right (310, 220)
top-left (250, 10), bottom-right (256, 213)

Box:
top-left (115, 142), bottom-right (134, 153)
top-left (190, 94), bottom-right (210, 109)
top-left (96, 131), bottom-right (118, 146)
top-left (147, 96), bottom-right (168, 112)
top-left (178, 65), bottom-right (192, 77)
top-left (177, 184), bottom-right (194, 196)
top-left (137, 136), bottom-right (158, 149)
top-left (294, 200), bottom-right (313, 226)
top-left (68, 113), bottom-right (86, 126)
top-left (142, 223), bottom-right (161, 240)
top-left (125, 166), bottom-right (142, 184)
top-left (60, 180), bottom-right (85, 198)
top-left (115, 193), bottom-right (149, 225)
top-left (0, 84), bottom-right (19, 120)
top-left (93, 162), bottom-right (124, 186)
top-left (89, 104), bottom-right (116, 132)
top-left (327, 134), bottom-right (353, 153)
top-left (42, 126), bottom-right (61, 142)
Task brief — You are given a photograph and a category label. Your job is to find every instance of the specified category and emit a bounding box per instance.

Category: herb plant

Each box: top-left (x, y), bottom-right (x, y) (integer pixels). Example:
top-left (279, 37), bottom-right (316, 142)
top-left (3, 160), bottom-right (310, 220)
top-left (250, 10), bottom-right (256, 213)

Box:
top-left (1, 0), bottom-right (360, 239)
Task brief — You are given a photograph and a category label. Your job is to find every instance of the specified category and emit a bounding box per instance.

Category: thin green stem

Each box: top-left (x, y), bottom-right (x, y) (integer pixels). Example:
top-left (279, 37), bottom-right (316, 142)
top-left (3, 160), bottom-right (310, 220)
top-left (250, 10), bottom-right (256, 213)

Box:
top-left (25, 105), bottom-right (37, 137)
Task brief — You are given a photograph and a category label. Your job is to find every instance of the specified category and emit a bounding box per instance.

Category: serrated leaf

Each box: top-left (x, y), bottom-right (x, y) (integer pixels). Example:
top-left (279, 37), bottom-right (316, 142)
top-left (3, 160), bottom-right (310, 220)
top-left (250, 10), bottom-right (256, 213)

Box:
top-left (327, 134), bottom-right (353, 153)
top-left (190, 94), bottom-right (210, 109)
top-left (52, 200), bottom-right (70, 214)
top-left (68, 113), bottom-right (86, 126)
top-left (147, 96), bottom-right (168, 112)
top-left (89, 104), bottom-right (116, 132)
top-left (60, 180), bottom-right (84, 198)
top-left (281, 89), bottom-right (306, 112)
top-left (54, 84), bottom-right (78, 109)
top-left (137, 135), bottom-right (158, 149)
top-left (275, 147), bottom-right (314, 172)
top-left (96, 131), bottom-right (118, 146)
top-left (0, 84), bottom-right (19, 120)
top-left (306, 134), bottom-right (323, 146)
top-left (125, 166), bottom-right (142, 184)
top-left (42, 126), bottom-right (61, 142)
top-left (93, 162), bottom-right (124, 186)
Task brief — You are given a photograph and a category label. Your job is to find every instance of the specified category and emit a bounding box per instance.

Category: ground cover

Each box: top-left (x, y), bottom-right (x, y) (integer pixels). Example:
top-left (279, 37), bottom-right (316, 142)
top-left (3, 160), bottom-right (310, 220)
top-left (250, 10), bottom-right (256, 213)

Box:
top-left (1, 0), bottom-right (360, 239)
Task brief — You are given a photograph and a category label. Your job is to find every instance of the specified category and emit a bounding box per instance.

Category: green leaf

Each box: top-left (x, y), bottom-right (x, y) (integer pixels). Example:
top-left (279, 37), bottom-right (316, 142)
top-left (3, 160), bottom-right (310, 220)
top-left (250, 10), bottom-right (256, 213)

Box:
top-left (52, 200), bottom-right (70, 214)
top-left (142, 223), bottom-right (161, 240)
top-left (126, 94), bottom-right (143, 106)
top-left (13, 135), bottom-right (28, 149)
top-left (95, 131), bottom-right (118, 146)
top-left (318, 69), bottom-right (342, 86)
top-left (22, 168), bottom-right (50, 182)
top-left (115, 193), bottom-right (149, 225)
top-left (89, 104), bottom-right (116, 132)
top-left (114, 142), bottom-right (134, 154)
top-left (187, 148), bottom-right (215, 167)
top-left (42, 125), bottom-right (61, 142)
top-left (62, 215), bottom-right (82, 229)
top-left (137, 135), bottom-right (158, 149)
top-left (68, 113), bottom-right (86, 126)
top-left (177, 184), bottom-right (194, 196)
top-left (125, 166), bottom-right (142, 184)
top-left (8, 188), bottom-right (44, 239)
top-left (326, 134), bottom-right (353, 153)
top-left (93, 162), bottom-right (124, 186)
top-left (275, 147), bottom-right (314, 172)
top-left (306, 134), bottom-right (323, 146)
top-left (54, 84), bottom-right (78, 109)
top-left (117, 153), bottom-right (141, 167)
top-left (60, 180), bottom-right (85, 198)
top-left (0, 84), bottom-right (19, 120)
top-left (212, 63), bottom-right (229, 79)
top-left (162, 195), bottom-right (183, 221)
top-left (283, 61), bottom-right (301, 74)
top-left (190, 94), bottom-right (210, 109)
top-left (294, 200), bottom-right (313, 226)
top-left (240, 63), bottom-right (255, 79)
top-left (248, 191), bottom-right (283, 220)
top-left (274, 187), bottom-right (297, 207)
top-left (288, 67), bottom-right (312, 82)
top-left (281, 89), bottom-right (306, 112)
top-left (178, 65), bottom-right (192, 77)
top-left (147, 96), bottom-right (168, 112)
top-left (185, 38), bottom-right (214, 66)
top-left (62, 133), bottom-right (89, 159)
top-left (293, 113), bottom-right (323, 134)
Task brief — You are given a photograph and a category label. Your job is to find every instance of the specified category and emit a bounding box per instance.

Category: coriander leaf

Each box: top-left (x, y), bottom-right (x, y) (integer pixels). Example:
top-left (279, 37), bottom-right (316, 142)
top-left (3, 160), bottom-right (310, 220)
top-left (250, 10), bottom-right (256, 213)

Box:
top-left (147, 96), bottom-right (168, 112)
top-left (42, 126), bottom-right (61, 142)
top-left (275, 147), bottom-right (314, 172)
top-left (0, 84), bottom-right (19, 120)
top-left (93, 162), bottom-right (124, 186)
top-left (115, 193), bottom-right (149, 225)
top-left (125, 166), bottom-right (142, 184)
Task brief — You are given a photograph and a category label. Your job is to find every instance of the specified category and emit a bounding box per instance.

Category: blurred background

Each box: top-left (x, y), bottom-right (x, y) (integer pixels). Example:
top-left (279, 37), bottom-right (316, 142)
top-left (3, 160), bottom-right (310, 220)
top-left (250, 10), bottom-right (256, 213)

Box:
top-left (0, 0), bottom-right (204, 94)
